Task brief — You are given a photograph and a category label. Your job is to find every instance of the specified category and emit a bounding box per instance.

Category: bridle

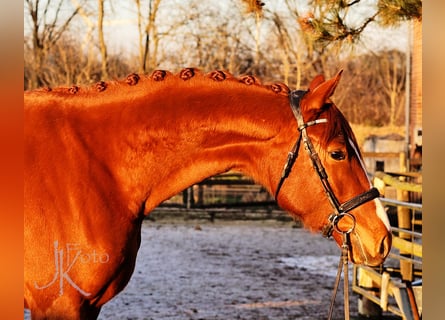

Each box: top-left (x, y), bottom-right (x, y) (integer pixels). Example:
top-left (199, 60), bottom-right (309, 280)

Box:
top-left (275, 90), bottom-right (381, 320)
top-left (274, 90), bottom-right (380, 238)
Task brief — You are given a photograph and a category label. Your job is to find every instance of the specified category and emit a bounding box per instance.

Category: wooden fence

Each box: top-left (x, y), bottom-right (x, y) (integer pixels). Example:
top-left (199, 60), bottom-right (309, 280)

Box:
top-left (153, 172), bottom-right (292, 221)
top-left (352, 171), bottom-right (422, 320)
top-left (160, 172), bottom-right (276, 209)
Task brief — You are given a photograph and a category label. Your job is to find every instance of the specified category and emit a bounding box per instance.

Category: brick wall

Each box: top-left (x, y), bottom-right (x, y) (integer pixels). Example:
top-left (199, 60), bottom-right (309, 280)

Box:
top-left (410, 18), bottom-right (422, 154)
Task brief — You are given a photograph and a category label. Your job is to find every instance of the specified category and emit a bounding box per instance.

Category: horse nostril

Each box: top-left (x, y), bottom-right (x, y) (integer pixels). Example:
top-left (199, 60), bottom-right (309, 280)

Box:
top-left (379, 234), bottom-right (391, 257)
top-left (379, 239), bottom-right (385, 255)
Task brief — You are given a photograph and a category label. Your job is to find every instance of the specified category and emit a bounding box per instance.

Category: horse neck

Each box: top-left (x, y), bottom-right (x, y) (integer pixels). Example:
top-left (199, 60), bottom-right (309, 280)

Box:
top-left (90, 84), bottom-right (292, 215)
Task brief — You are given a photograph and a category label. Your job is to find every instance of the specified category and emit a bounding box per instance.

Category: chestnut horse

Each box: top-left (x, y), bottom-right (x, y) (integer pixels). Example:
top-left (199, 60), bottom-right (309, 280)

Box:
top-left (24, 68), bottom-right (391, 319)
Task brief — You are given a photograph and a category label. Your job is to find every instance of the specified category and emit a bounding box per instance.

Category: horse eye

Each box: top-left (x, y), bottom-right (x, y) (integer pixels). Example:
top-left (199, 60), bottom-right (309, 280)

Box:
top-left (330, 150), bottom-right (346, 161)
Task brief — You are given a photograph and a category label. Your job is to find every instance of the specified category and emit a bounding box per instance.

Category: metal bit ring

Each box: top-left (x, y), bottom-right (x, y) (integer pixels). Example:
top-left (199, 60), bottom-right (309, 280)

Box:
top-left (332, 213), bottom-right (356, 235)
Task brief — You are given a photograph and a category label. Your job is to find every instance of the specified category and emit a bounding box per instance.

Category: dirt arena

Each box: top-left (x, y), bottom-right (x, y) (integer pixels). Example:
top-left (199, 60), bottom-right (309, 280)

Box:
top-left (98, 219), bottom-right (356, 320)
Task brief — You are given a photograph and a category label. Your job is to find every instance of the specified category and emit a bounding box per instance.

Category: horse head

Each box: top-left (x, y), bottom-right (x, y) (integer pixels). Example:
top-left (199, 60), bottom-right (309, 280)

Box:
top-left (275, 71), bottom-right (391, 266)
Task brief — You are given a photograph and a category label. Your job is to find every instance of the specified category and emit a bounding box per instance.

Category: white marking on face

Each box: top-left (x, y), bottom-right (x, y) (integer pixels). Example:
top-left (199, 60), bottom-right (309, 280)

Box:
top-left (374, 198), bottom-right (391, 231)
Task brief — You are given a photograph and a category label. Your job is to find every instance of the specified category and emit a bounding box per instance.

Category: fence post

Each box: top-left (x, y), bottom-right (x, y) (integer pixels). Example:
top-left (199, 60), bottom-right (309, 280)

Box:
top-left (357, 268), bottom-right (383, 317)
top-left (197, 185), bottom-right (204, 207)
top-left (182, 187), bottom-right (195, 209)
top-left (397, 152), bottom-right (414, 281)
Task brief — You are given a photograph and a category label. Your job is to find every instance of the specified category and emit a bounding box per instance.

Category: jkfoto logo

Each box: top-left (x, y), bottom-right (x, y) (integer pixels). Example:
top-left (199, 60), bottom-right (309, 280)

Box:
top-left (34, 241), bottom-right (110, 296)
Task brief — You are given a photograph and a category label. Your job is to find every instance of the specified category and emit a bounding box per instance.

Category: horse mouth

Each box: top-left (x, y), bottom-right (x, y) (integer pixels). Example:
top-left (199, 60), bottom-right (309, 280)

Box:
top-left (350, 231), bottom-right (392, 266)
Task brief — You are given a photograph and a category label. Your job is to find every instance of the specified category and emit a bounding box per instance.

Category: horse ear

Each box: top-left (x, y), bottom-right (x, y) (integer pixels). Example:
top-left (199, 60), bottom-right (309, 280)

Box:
top-left (308, 74), bottom-right (325, 91)
top-left (304, 70), bottom-right (343, 111)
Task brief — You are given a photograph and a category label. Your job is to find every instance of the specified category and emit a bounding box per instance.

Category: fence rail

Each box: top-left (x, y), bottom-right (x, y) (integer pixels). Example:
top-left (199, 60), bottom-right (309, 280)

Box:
top-left (160, 172), bottom-right (279, 209)
top-left (154, 172), bottom-right (290, 221)
top-left (353, 172), bottom-right (422, 320)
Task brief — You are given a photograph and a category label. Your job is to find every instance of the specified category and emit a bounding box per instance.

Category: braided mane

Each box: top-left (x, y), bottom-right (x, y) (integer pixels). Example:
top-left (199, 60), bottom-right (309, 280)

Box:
top-left (27, 68), bottom-right (291, 97)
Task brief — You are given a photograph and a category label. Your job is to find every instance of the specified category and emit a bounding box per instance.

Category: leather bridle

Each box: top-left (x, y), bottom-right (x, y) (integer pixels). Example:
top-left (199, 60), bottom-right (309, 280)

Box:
top-left (275, 90), bottom-right (380, 238)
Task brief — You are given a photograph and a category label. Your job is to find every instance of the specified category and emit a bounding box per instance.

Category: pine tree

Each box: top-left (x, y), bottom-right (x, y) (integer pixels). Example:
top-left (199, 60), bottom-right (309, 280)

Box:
top-left (298, 0), bottom-right (422, 47)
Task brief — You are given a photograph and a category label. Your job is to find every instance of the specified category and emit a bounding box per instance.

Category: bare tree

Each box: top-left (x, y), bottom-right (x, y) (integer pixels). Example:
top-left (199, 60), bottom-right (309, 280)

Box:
top-left (134, 0), bottom-right (163, 73)
top-left (97, 0), bottom-right (108, 79)
top-left (379, 50), bottom-right (406, 126)
top-left (268, 10), bottom-right (304, 87)
top-left (332, 50), bottom-right (406, 126)
top-left (70, 0), bottom-right (96, 83)
top-left (242, 1), bottom-right (265, 70)
top-left (173, 1), bottom-right (246, 73)
top-left (24, 0), bottom-right (83, 88)
top-left (255, 0), bottom-right (342, 88)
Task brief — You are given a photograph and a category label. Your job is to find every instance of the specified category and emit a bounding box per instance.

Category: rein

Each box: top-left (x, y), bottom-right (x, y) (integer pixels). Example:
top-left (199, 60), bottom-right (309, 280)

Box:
top-left (275, 90), bottom-right (381, 319)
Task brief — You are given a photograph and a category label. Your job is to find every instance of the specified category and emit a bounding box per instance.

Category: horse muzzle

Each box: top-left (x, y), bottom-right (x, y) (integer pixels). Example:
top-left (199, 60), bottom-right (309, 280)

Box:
top-left (348, 229), bottom-right (392, 266)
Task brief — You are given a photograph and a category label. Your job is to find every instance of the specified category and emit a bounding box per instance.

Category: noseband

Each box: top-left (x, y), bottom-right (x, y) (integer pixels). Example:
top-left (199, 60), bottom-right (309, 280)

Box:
top-left (275, 90), bottom-right (380, 238)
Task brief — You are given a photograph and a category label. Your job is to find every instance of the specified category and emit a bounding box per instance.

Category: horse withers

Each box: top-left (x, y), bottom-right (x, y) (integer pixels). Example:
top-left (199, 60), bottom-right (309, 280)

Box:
top-left (24, 69), bottom-right (391, 319)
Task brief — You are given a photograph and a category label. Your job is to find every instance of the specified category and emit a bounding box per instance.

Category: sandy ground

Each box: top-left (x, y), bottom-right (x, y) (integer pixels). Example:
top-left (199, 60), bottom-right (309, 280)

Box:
top-left (97, 219), bottom-right (355, 320)
top-left (25, 219), bottom-right (400, 319)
